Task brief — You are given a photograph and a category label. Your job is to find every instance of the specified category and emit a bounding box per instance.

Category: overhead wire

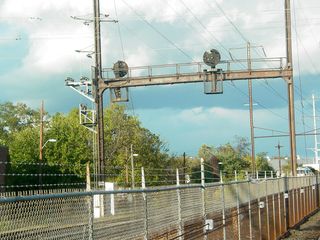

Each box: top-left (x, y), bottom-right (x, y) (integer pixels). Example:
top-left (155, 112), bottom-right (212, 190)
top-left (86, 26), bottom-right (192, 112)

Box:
top-left (120, 0), bottom-right (285, 121)
top-left (121, 0), bottom-right (194, 61)
top-left (113, 0), bottom-right (136, 117)
top-left (111, 0), bottom-right (317, 140)
top-left (205, 0), bottom-right (316, 129)
top-left (176, 0), bottom-right (293, 125)
top-left (177, 0), bottom-right (230, 55)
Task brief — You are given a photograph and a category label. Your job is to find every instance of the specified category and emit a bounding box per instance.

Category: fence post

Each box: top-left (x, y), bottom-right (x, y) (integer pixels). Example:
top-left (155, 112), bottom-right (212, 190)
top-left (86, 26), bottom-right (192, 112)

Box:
top-left (265, 172), bottom-right (270, 240)
top-left (257, 178), bottom-right (262, 240)
top-left (284, 176), bottom-right (289, 232)
top-left (271, 173), bottom-right (276, 239)
top-left (235, 171), bottom-right (241, 240)
top-left (277, 177), bottom-right (282, 235)
top-left (86, 162), bottom-right (91, 191)
top-left (176, 169), bottom-right (183, 240)
top-left (200, 158), bottom-right (207, 240)
top-left (295, 178), bottom-right (299, 224)
top-left (316, 173), bottom-right (320, 208)
top-left (88, 194), bottom-right (94, 240)
top-left (141, 167), bottom-right (148, 240)
top-left (247, 172), bottom-right (253, 240)
top-left (220, 170), bottom-right (226, 240)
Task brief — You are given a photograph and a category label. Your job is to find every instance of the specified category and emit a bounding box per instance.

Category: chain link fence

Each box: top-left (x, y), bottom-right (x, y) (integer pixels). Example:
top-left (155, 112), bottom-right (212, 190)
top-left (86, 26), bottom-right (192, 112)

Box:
top-left (0, 174), bottom-right (319, 240)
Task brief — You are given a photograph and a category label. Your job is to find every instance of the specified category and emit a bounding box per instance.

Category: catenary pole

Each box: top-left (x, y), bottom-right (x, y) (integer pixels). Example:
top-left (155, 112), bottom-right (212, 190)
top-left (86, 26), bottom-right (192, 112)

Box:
top-left (285, 0), bottom-right (297, 176)
top-left (93, 0), bottom-right (105, 183)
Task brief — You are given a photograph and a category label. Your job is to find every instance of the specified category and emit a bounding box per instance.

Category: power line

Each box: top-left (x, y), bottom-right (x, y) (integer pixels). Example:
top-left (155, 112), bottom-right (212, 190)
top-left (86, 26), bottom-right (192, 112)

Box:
top-left (208, 0), bottom-right (317, 124)
top-left (113, 0), bottom-right (126, 61)
top-left (228, 82), bottom-right (288, 122)
top-left (121, 0), bottom-right (194, 61)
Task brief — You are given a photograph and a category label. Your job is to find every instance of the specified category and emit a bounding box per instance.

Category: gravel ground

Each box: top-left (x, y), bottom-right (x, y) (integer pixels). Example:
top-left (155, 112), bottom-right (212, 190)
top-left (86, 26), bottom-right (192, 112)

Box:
top-left (283, 210), bottom-right (320, 240)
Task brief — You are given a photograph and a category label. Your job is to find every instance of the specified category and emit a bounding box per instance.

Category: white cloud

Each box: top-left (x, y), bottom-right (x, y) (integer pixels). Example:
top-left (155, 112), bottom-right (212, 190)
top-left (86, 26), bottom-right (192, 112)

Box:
top-left (0, 0), bottom-right (319, 156)
top-left (135, 106), bottom-right (293, 155)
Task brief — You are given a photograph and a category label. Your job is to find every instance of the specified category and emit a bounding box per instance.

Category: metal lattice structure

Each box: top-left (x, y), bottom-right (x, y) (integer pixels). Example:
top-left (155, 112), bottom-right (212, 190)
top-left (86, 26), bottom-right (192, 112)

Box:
top-left (0, 175), bottom-right (319, 240)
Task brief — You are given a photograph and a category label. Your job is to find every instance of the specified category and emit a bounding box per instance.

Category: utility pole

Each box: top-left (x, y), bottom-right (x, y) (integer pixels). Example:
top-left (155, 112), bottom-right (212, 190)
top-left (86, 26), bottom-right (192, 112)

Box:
top-left (183, 152), bottom-right (186, 184)
top-left (247, 42), bottom-right (256, 173)
top-left (275, 142), bottom-right (284, 175)
top-left (285, 0), bottom-right (297, 176)
top-left (125, 147), bottom-right (129, 186)
top-left (39, 100), bottom-right (44, 162)
top-left (130, 144), bottom-right (135, 189)
top-left (39, 100), bottom-right (44, 187)
top-left (93, 0), bottom-right (105, 184)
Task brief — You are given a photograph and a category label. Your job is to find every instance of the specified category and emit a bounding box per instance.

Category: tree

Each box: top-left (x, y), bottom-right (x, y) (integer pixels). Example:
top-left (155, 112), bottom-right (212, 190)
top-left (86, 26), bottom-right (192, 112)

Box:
top-left (0, 102), bottom-right (40, 145)
top-left (192, 138), bottom-right (253, 182)
top-left (255, 152), bottom-right (274, 172)
top-left (103, 104), bottom-right (171, 186)
top-left (6, 126), bottom-right (40, 186)
top-left (45, 109), bottom-right (92, 175)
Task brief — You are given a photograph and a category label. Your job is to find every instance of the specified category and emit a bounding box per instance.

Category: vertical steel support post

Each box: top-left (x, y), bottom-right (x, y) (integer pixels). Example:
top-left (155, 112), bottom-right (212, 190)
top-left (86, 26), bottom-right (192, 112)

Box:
top-left (291, 178), bottom-right (295, 225)
top-left (271, 175), bottom-right (276, 239)
top-left (93, 0), bottom-right (105, 185)
top-left (285, 0), bottom-right (297, 176)
top-left (303, 179), bottom-right (306, 218)
top-left (257, 180), bottom-right (262, 240)
top-left (310, 176), bottom-right (316, 212)
top-left (141, 167), bottom-right (148, 240)
top-left (88, 195), bottom-right (94, 240)
top-left (265, 173), bottom-right (270, 240)
top-left (201, 158), bottom-right (207, 240)
top-left (309, 178), bottom-right (312, 213)
top-left (284, 176), bottom-right (289, 231)
top-left (176, 169), bottom-right (183, 240)
top-left (235, 171), bottom-right (241, 240)
top-left (220, 170), bottom-right (226, 240)
top-left (277, 178), bottom-right (282, 235)
top-left (247, 175), bottom-right (253, 240)
top-left (247, 42), bottom-right (256, 174)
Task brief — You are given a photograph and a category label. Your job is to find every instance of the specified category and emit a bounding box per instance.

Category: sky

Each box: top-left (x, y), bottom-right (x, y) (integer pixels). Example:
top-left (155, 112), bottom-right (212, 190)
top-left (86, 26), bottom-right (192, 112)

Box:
top-left (1, 0), bottom-right (320, 163)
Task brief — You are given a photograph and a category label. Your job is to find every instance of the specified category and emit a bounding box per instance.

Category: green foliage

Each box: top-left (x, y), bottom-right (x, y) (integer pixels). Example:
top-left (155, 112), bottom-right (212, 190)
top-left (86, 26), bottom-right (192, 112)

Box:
top-left (1, 101), bottom-right (275, 188)
top-left (9, 127), bottom-right (39, 164)
top-left (45, 109), bottom-right (92, 175)
top-left (104, 104), bottom-right (171, 186)
top-left (192, 138), bottom-right (273, 182)
top-left (255, 152), bottom-right (274, 172)
top-left (6, 127), bottom-right (40, 186)
top-left (0, 102), bottom-right (40, 145)
top-left (1, 102), bottom-right (171, 188)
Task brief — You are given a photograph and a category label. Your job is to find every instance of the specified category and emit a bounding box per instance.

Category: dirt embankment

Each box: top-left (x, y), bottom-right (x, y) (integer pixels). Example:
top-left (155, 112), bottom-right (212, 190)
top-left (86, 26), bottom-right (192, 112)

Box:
top-left (284, 210), bottom-right (320, 240)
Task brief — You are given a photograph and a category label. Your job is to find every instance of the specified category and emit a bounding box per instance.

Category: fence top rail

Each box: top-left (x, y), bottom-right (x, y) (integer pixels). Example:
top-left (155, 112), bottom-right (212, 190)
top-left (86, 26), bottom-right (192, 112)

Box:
top-left (0, 184), bottom-right (204, 203)
top-left (1, 176), bottom-right (314, 203)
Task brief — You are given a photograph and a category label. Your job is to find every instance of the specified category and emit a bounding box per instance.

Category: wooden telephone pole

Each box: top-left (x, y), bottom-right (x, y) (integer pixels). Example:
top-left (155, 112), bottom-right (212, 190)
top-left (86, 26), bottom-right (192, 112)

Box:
top-left (39, 100), bottom-right (44, 187)
top-left (275, 142), bottom-right (284, 175)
